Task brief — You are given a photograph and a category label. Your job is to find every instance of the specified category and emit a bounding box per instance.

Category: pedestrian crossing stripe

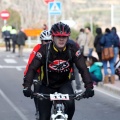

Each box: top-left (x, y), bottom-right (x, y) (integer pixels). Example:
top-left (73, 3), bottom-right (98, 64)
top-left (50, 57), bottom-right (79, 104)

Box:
top-left (3, 58), bottom-right (28, 64)
top-left (23, 59), bottom-right (28, 63)
top-left (4, 59), bottom-right (17, 63)
top-left (6, 55), bottom-right (15, 58)
top-left (0, 65), bottom-right (26, 71)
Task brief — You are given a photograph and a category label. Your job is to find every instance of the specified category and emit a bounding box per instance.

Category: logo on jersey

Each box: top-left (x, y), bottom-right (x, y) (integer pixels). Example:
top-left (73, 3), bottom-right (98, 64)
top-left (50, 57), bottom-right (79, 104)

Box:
top-left (49, 60), bottom-right (70, 72)
top-left (32, 50), bottom-right (36, 55)
top-left (36, 52), bottom-right (42, 59)
top-left (75, 50), bottom-right (81, 57)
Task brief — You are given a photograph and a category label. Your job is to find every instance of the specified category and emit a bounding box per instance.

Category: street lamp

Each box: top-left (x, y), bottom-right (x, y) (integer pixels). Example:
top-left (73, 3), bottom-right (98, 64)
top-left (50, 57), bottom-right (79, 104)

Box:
top-left (111, 4), bottom-right (114, 27)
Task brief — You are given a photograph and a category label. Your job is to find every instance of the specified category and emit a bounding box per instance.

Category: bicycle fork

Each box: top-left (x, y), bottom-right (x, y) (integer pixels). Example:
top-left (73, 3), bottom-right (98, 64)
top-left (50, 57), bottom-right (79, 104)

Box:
top-left (51, 103), bottom-right (68, 120)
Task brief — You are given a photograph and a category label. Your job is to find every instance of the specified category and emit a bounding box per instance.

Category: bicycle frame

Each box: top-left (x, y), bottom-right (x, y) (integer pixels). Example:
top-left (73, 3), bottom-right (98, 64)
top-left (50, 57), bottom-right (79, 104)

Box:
top-left (33, 92), bottom-right (83, 120)
top-left (50, 92), bottom-right (70, 120)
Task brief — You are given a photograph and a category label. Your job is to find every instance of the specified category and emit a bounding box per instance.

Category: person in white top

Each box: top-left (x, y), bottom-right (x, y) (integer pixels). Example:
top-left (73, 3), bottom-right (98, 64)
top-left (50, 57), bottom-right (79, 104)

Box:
top-left (77, 28), bottom-right (89, 56)
top-left (85, 27), bottom-right (94, 58)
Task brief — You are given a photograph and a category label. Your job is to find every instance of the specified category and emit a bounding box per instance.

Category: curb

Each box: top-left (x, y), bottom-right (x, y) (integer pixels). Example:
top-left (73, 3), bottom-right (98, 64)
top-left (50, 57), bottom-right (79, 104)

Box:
top-left (97, 82), bottom-right (120, 96)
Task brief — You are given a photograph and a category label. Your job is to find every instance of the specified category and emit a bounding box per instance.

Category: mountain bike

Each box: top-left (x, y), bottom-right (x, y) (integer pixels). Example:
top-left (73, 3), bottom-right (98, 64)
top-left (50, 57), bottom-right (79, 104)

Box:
top-left (33, 91), bottom-right (83, 120)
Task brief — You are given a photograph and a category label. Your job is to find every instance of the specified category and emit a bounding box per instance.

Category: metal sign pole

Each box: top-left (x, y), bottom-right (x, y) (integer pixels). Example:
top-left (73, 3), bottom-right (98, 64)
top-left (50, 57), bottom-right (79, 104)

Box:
top-left (90, 16), bottom-right (93, 34)
top-left (48, 3), bottom-right (51, 30)
top-left (48, 13), bottom-right (51, 30)
top-left (54, 15), bottom-right (57, 24)
top-left (4, 20), bottom-right (7, 25)
top-left (111, 4), bottom-right (114, 27)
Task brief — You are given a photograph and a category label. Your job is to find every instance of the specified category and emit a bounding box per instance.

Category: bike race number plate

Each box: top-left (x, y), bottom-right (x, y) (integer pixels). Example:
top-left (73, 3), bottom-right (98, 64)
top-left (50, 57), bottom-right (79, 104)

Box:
top-left (50, 93), bottom-right (70, 101)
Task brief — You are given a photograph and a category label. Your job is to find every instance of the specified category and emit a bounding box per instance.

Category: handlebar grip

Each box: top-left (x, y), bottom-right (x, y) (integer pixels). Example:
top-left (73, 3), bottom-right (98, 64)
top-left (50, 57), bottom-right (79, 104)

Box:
top-left (33, 79), bottom-right (38, 84)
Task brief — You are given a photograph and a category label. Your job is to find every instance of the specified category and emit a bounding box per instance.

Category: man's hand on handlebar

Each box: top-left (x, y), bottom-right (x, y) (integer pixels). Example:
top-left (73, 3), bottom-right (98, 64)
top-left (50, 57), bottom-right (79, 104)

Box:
top-left (74, 92), bottom-right (83, 101)
top-left (74, 88), bottom-right (94, 100)
top-left (23, 87), bottom-right (32, 97)
top-left (83, 88), bottom-right (94, 98)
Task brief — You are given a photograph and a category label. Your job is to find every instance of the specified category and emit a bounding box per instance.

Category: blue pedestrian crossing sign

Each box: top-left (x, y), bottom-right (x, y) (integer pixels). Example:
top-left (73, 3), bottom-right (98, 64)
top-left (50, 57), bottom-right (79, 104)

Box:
top-left (48, 2), bottom-right (62, 15)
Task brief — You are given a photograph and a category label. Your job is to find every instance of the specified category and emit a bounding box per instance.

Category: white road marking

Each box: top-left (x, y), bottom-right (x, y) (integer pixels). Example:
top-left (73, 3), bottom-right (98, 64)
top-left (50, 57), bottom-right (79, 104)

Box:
top-left (0, 65), bottom-right (25, 71)
top-left (6, 55), bottom-right (15, 58)
top-left (0, 89), bottom-right (28, 120)
top-left (4, 59), bottom-right (17, 63)
top-left (16, 66), bottom-right (25, 71)
top-left (23, 59), bottom-right (28, 63)
top-left (94, 87), bottom-right (120, 100)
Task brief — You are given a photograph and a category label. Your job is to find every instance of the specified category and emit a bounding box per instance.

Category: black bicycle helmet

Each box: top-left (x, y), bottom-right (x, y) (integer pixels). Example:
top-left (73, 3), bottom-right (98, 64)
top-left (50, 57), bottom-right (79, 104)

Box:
top-left (50, 22), bottom-right (71, 36)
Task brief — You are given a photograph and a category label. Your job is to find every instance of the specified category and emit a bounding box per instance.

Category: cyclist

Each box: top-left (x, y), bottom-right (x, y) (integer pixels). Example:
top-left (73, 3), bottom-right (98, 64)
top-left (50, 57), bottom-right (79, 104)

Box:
top-left (23, 30), bottom-right (52, 117)
top-left (24, 30), bottom-right (81, 118)
top-left (24, 30), bottom-right (52, 77)
top-left (23, 22), bottom-right (94, 120)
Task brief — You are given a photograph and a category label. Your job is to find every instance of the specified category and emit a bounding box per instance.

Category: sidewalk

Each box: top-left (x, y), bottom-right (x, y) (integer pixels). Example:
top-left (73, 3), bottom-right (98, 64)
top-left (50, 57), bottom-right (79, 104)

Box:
top-left (97, 79), bottom-right (120, 96)
top-left (92, 51), bottom-right (120, 96)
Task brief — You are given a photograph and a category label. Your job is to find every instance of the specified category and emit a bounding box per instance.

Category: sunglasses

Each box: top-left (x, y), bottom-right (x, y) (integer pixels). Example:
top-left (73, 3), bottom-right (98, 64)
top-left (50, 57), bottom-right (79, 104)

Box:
top-left (42, 40), bottom-right (52, 42)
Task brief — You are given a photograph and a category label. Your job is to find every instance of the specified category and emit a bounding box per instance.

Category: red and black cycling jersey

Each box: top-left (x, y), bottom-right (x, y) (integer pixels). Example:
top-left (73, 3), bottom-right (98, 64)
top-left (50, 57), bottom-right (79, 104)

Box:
top-left (24, 44), bottom-right (41, 76)
top-left (23, 42), bottom-right (93, 89)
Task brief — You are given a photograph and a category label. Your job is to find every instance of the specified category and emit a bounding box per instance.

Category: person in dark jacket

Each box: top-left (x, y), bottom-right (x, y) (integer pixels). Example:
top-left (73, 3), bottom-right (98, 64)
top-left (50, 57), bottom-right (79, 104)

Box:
top-left (110, 27), bottom-right (120, 64)
top-left (2, 24), bottom-right (12, 51)
top-left (17, 29), bottom-right (27, 57)
top-left (94, 27), bottom-right (103, 61)
top-left (100, 28), bottom-right (115, 84)
top-left (10, 26), bottom-right (17, 53)
top-left (23, 22), bottom-right (94, 120)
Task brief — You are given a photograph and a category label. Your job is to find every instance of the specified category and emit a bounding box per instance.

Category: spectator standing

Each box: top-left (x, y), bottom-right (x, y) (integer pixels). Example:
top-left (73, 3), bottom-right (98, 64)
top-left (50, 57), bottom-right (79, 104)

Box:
top-left (77, 28), bottom-right (89, 56)
top-left (1, 25), bottom-right (6, 38)
top-left (17, 29), bottom-right (28, 57)
top-left (111, 27), bottom-right (120, 64)
top-left (100, 28), bottom-right (115, 84)
top-left (94, 27), bottom-right (103, 61)
top-left (43, 24), bottom-right (48, 30)
top-left (2, 24), bottom-right (12, 51)
top-left (10, 26), bottom-right (17, 53)
top-left (85, 27), bottom-right (94, 57)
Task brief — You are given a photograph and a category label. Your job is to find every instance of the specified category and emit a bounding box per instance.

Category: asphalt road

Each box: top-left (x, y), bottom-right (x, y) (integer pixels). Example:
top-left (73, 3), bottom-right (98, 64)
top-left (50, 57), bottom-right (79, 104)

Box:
top-left (0, 49), bottom-right (120, 120)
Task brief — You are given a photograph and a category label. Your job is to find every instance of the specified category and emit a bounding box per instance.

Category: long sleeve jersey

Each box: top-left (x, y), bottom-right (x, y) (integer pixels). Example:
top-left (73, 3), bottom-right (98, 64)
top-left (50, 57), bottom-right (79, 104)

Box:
top-left (24, 44), bottom-right (41, 76)
top-left (23, 42), bottom-right (93, 89)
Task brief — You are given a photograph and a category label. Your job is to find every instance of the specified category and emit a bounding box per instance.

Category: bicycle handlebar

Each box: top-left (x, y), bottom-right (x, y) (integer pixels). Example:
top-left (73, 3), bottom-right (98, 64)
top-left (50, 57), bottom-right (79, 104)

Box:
top-left (32, 92), bottom-right (84, 101)
top-left (32, 80), bottom-right (84, 100)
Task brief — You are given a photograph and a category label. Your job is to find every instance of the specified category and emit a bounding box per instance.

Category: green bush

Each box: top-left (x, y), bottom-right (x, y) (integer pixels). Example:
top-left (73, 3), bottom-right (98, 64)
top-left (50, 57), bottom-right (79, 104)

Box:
top-left (70, 28), bottom-right (79, 41)
top-left (7, 8), bottom-right (21, 30)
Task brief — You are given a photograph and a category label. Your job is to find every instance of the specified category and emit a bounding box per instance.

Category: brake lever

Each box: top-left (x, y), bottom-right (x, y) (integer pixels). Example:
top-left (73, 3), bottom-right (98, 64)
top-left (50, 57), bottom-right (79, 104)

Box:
top-left (74, 92), bottom-right (84, 100)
